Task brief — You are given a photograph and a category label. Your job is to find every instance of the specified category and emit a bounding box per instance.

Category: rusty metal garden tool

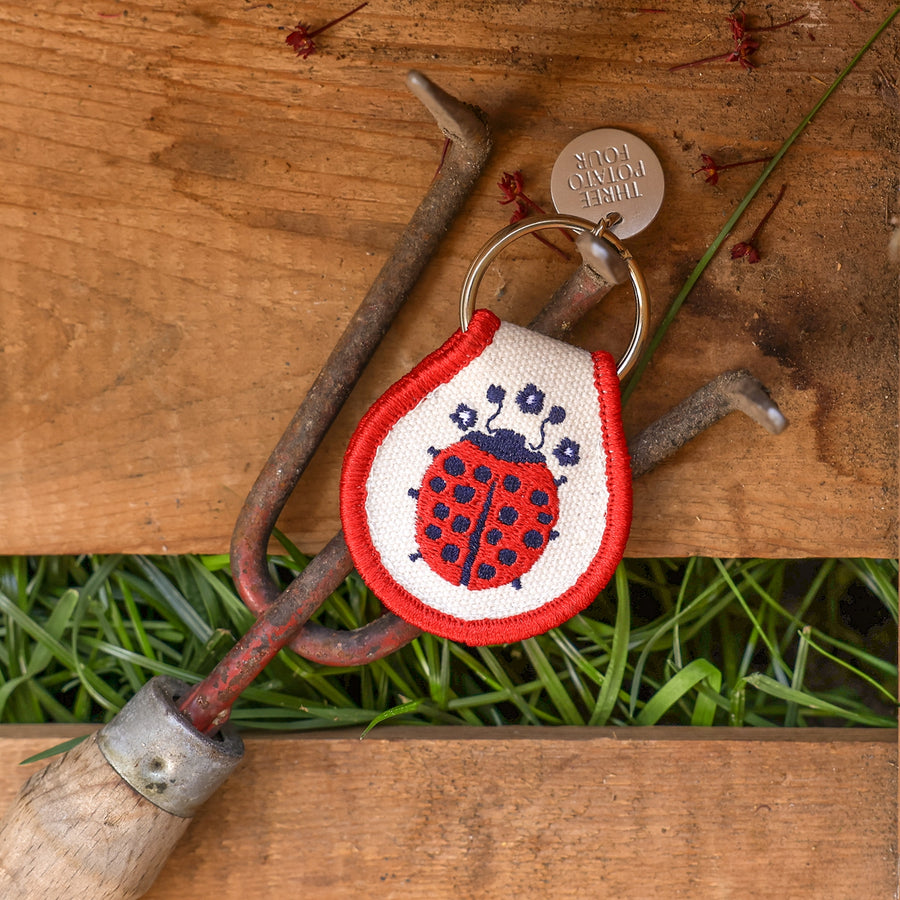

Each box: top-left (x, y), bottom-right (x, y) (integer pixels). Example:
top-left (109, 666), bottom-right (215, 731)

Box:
top-left (177, 212), bottom-right (787, 729)
top-left (0, 69), bottom-right (493, 900)
top-left (176, 214), bottom-right (645, 727)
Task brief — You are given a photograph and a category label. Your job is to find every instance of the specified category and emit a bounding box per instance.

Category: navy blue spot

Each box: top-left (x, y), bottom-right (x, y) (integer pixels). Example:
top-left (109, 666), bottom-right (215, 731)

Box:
top-left (498, 506), bottom-right (518, 525)
top-left (537, 512), bottom-right (553, 525)
top-left (441, 544), bottom-right (460, 563)
top-left (474, 465), bottom-right (492, 483)
top-left (434, 503), bottom-right (450, 520)
top-left (549, 530), bottom-right (559, 541)
top-left (427, 446), bottom-right (440, 458)
top-left (408, 488), bottom-right (420, 499)
top-left (498, 548), bottom-right (517, 566)
top-left (523, 530), bottom-right (543, 549)
top-left (430, 476), bottom-right (446, 492)
top-left (454, 484), bottom-right (476, 503)
top-left (530, 490), bottom-right (549, 506)
top-left (477, 563), bottom-right (496, 580)
top-left (409, 551), bottom-right (422, 562)
top-left (503, 474), bottom-right (520, 492)
top-left (512, 578), bottom-right (522, 590)
top-left (486, 528), bottom-right (503, 545)
top-left (425, 524), bottom-right (442, 540)
top-left (452, 515), bottom-right (471, 533)
top-left (444, 455), bottom-right (465, 476)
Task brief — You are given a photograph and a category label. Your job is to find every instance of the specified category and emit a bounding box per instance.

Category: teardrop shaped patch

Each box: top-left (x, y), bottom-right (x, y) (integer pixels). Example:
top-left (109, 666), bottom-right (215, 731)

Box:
top-left (340, 309), bottom-right (631, 645)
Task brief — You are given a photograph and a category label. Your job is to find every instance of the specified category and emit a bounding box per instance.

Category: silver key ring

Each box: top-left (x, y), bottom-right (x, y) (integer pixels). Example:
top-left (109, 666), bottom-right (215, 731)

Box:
top-left (459, 214), bottom-right (650, 381)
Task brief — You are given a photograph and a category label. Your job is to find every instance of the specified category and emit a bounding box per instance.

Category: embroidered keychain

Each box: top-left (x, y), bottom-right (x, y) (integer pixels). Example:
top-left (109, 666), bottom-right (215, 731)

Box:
top-left (340, 211), bottom-right (650, 646)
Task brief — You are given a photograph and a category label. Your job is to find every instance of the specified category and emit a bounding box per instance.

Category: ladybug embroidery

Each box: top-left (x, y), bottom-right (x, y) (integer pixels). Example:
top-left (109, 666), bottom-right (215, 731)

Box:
top-left (340, 309), bottom-right (632, 646)
top-left (407, 382), bottom-right (581, 591)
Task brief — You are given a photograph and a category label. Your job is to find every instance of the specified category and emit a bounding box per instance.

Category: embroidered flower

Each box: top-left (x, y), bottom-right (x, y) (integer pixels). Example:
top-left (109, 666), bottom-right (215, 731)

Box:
top-left (449, 403), bottom-right (478, 431)
top-left (553, 437), bottom-right (581, 467)
top-left (516, 383), bottom-right (545, 415)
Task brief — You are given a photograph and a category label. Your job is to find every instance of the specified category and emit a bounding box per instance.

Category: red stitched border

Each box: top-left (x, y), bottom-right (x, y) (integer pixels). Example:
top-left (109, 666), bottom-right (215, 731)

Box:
top-left (340, 310), bottom-right (632, 645)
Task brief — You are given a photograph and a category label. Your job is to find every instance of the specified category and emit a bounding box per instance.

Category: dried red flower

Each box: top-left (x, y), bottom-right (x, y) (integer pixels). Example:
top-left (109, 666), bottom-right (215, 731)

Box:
top-left (693, 152), bottom-right (775, 186)
top-left (730, 184), bottom-right (788, 263)
top-left (431, 137), bottom-right (452, 182)
top-left (497, 171), bottom-right (570, 259)
top-left (670, 11), bottom-right (807, 72)
top-left (285, 2), bottom-right (368, 59)
top-left (498, 171), bottom-right (546, 214)
top-left (730, 241), bottom-right (762, 263)
top-left (751, 12), bottom-right (809, 33)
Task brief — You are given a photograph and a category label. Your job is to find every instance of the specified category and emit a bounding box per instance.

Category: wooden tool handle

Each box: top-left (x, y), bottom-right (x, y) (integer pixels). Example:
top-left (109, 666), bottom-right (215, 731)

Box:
top-left (0, 731), bottom-right (191, 899)
top-left (0, 677), bottom-right (243, 899)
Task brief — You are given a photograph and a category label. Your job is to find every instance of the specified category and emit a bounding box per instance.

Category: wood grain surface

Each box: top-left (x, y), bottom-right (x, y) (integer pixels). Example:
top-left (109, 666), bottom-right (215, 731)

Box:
top-left (0, 731), bottom-right (191, 898)
top-left (0, 725), bottom-right (894, 898)
top-left (2, 0), bottom-right (897, 557)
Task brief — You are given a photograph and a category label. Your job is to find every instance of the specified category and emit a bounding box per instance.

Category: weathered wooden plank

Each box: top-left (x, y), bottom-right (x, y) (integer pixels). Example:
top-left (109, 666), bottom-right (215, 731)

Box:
top-left (1, 0), bottom-right (897, 557)
top-left (0, 726), bottom-right (894, 898)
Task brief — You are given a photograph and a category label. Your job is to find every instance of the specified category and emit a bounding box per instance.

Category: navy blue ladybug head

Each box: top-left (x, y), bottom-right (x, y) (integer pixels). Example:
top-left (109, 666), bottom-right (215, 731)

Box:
top-left (473, 382), bottom-right (580, 467)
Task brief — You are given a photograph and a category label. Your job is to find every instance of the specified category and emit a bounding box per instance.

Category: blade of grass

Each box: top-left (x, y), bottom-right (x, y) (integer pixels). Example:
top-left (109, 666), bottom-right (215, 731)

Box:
top-left (477, 647), bottom-right (543, 725)
top-left (360, 699), bottom-right (425, 738)
top-left (80, 555), bottom-right (125, 605)
top-left (115, 574), bottom-right (157, 661)
top-left (842, 558), bottom-right (898, 623)
top-left (738, 562), bottom-right (898, 678)
top-left (784, 626), bottom-right (812, 727)
top-left (714, 559), bottom-right (785, 675)
top-left (132, 556), bottom-right (213, 643)
top-left (522, 637), bottom-right (585, 725)
top-left (24, 589), bottom-right (80, 678)
top-left (801, 632), bottom-right (898, 706)
top-left (590, 565), bottom-right (631, 726)
top-left (629, 560), bottom-right (735, 716)
top-left (636, 659), bottom-right (723, 726)
top-left (779, 560), bottom-right (836, 654)
top-left (729, 679), bottom-right (747, 727)
top-left (20, 734), bottom-right (91, 765)
top-left (0, 589), bottom-right (126, 711)
top-left (745, 673), bottom-right (896, 727)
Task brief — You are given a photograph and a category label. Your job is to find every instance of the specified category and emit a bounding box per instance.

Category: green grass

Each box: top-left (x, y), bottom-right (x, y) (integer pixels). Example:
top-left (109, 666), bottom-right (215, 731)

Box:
top-left (0, 553), bottom-right (894, 732)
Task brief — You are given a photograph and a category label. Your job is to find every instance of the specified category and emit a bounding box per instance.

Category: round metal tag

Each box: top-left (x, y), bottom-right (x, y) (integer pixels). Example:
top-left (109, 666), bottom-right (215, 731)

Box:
top-left (550, 128), bottom-right (664, 239)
